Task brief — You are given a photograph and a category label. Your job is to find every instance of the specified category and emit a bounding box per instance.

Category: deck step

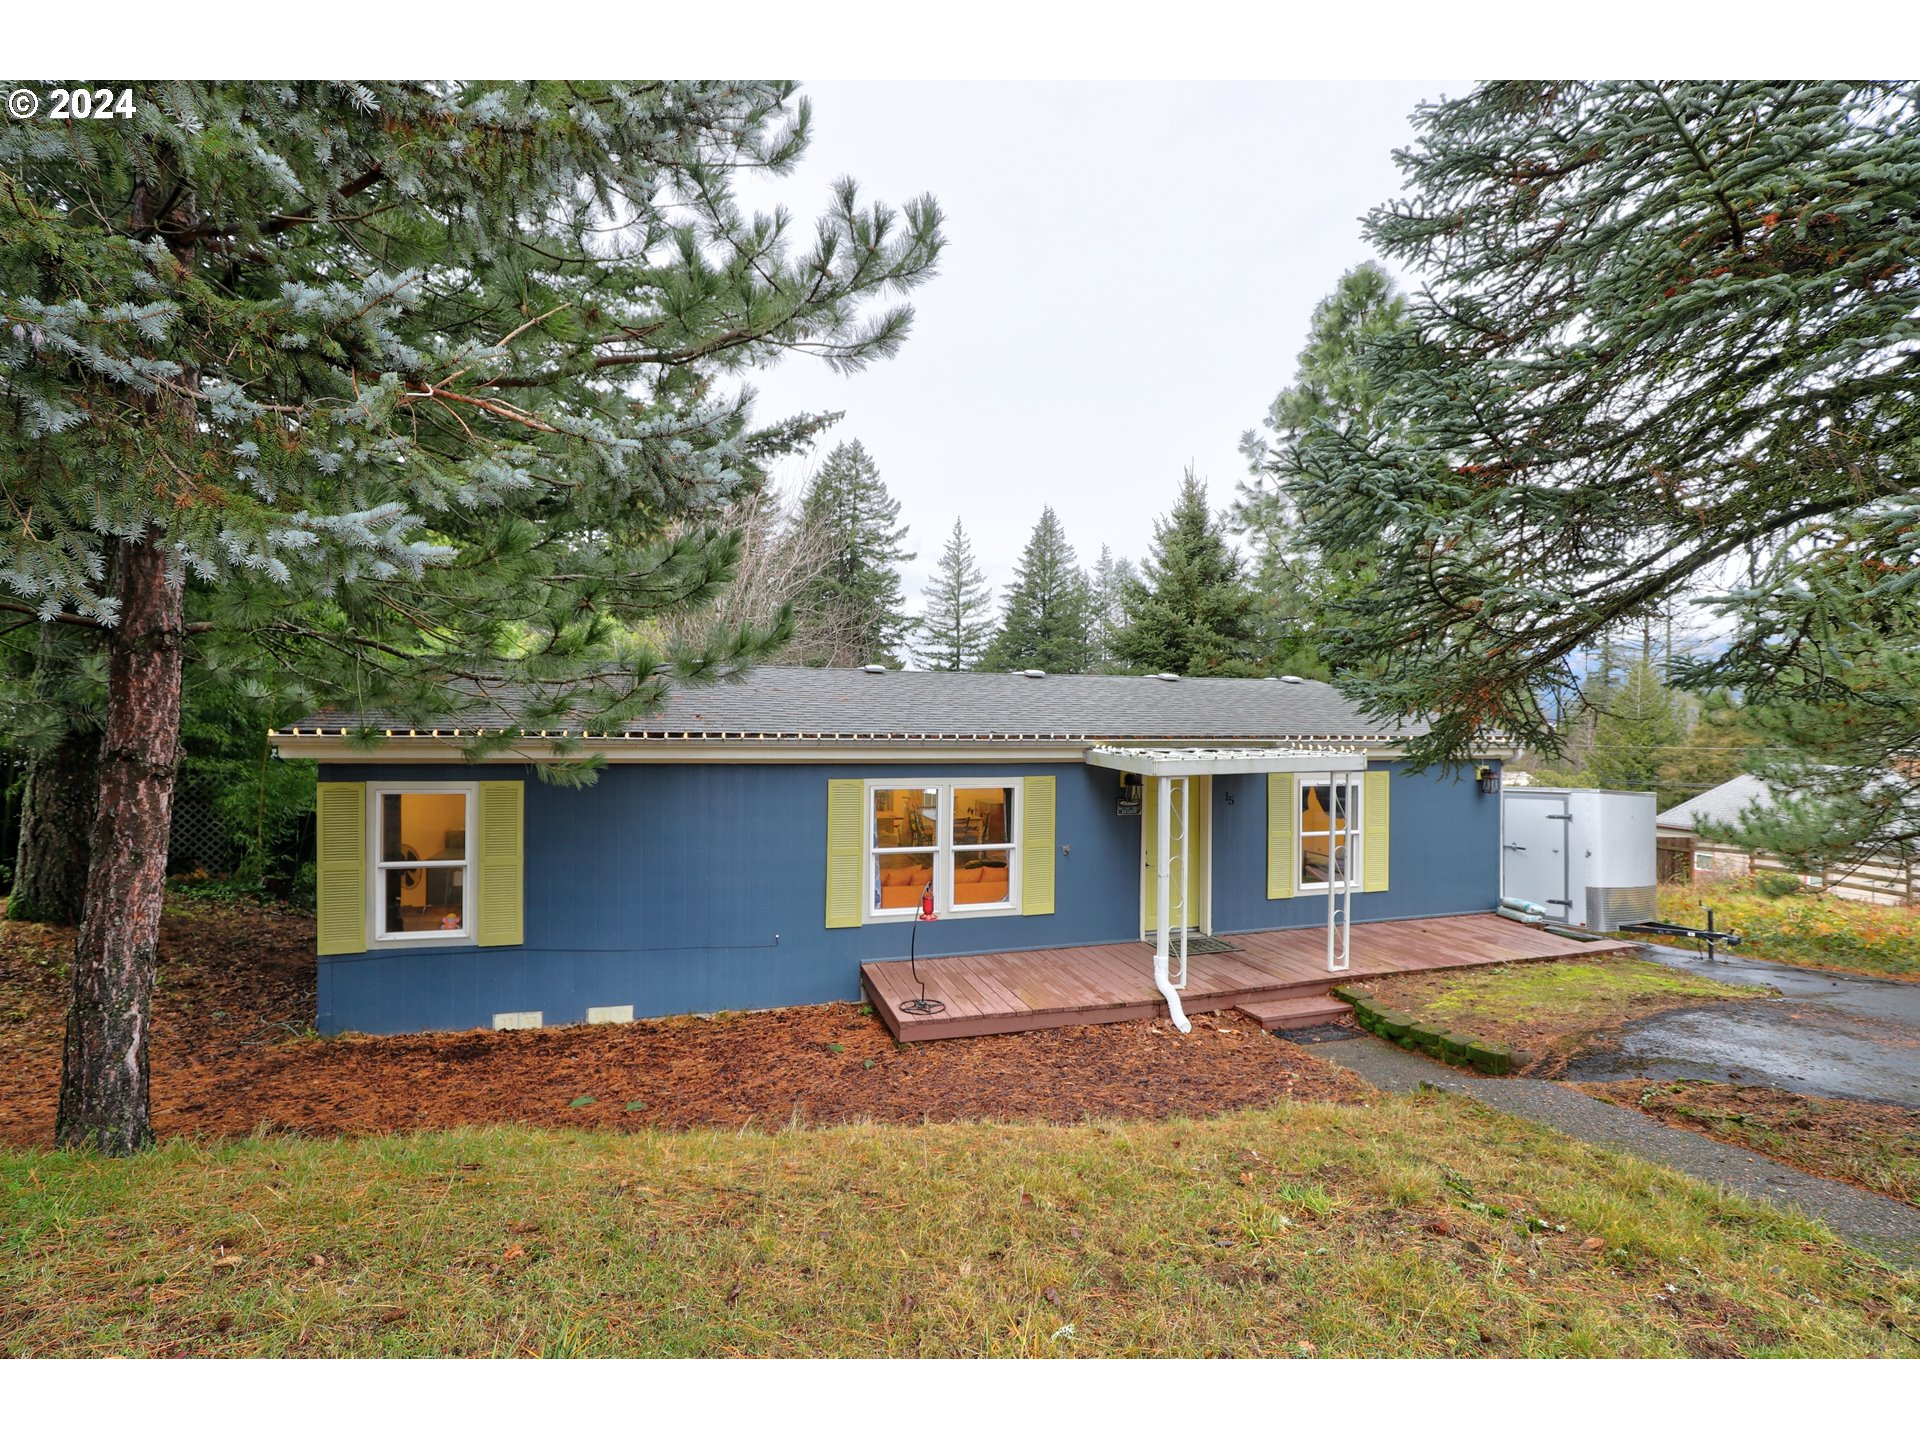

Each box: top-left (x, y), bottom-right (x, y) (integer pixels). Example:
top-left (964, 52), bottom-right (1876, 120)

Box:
top-left (1237, 994), bottom-right (1353, 1030)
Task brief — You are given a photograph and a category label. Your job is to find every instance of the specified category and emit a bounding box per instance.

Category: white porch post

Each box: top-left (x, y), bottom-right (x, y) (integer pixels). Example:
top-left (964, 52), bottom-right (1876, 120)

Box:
top-left (1083, 744), bottom-right (1368, 1025)
top-left (1152, 773), bottom-right (1190, 1032)
top-left (1327, 768), bottom-right (1354, 972)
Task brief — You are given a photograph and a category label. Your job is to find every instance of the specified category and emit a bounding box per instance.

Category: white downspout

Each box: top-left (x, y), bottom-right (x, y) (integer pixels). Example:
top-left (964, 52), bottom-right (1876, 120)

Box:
top-left (1177, 776), bottom-right (1190, 988)
top-left (1154, 773), bottom-right (1191, 1032)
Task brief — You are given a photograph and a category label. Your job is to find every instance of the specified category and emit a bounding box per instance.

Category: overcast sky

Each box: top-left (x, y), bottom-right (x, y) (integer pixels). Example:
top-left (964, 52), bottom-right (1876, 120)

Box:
top-left (736, 80), bottom-right (1473, 609)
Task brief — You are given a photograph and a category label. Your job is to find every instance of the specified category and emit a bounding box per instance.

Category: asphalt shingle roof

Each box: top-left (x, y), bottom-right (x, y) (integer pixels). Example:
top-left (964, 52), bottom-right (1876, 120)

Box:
top-left (1656, 773), bottom-right (1772, 832)
top-left (280, 665), bottom-right (1421, 744)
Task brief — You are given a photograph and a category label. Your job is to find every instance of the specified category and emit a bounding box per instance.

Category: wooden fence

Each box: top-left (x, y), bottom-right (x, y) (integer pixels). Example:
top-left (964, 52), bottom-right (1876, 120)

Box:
top-left (1691, 839), bottom-right (1918, 906)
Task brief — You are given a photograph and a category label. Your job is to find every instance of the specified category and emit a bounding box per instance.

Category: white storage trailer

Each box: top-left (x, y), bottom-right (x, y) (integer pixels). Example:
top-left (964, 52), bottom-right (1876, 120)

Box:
top-left (1501, 787), bottom-right (1657, 930)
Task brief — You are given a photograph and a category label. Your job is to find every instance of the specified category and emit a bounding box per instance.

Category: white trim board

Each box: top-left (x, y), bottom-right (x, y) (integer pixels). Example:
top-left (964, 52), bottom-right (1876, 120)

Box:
top-left (274, 739), bottom-right (1450, 765)
top-left (1088, 745), bottom-right (1372, 776)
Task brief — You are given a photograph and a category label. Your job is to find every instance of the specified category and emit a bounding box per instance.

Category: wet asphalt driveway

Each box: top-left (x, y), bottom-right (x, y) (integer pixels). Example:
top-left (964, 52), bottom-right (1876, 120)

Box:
top-left (1563, 945), bottom-right (1920, 1107)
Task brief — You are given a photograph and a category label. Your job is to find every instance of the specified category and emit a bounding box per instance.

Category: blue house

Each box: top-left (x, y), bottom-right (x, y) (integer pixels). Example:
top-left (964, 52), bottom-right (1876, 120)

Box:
top-left (273, 667), bottom-right (1522, 1038)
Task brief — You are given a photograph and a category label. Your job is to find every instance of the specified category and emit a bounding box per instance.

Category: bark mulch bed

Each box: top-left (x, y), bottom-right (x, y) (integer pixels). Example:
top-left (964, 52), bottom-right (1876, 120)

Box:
top-left (0, 899), bottom-right (1372, 1147)
top-left (1577, 1079), bottom-right (1920, 1209)
top-left (0, 894), bottom-right (318, 1146)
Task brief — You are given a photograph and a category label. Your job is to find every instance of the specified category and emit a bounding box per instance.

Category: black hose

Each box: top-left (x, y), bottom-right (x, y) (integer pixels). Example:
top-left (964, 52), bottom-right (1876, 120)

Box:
top-left (898, 885), bottom-right (946, 1016)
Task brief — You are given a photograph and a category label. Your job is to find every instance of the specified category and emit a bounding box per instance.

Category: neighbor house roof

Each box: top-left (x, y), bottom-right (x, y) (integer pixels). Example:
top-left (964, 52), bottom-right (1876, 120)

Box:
top-left (276, 665), bottom-right (1425, 746)
top-left (1656, 773), bottom-right (1772, 833)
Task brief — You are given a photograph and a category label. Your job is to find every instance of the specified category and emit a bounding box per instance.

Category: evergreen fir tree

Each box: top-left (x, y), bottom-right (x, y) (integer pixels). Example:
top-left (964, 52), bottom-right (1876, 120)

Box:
top-left (1086, 546), bottom-right (1137, 674)
top-left (980, 508), bottom-right (1094, 674)
top-left (1288, 81), bottom-right (1920, 841)
top-left (1236, 261), bottom-right (1410, 536)
top-left (792, 440), bottom-right (916, 667)
top-left (914, 519), bottom-right (996, 671)
top-left (1655, 691), bottom-right (1761, 812)
top-left (1705, 576), bottom-right (1920, 868)
top-left (0, 81), bottom-right (943, 1153)
top-left (1235, 262), bottom-right (1410, 681)
top-left (1113, 469), bottom-right (1258, 677)
top-left (1585, 660), bottom-right (1688, 805)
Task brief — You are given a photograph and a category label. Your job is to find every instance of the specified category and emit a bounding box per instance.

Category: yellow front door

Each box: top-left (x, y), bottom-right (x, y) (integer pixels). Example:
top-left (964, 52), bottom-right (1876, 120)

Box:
top-left (1141, 777), bottom-right (1210, 937)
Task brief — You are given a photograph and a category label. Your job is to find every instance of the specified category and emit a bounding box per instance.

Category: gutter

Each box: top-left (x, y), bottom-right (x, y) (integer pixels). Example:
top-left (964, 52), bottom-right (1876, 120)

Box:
top-left (269, 734), bottom-right (1462, 766)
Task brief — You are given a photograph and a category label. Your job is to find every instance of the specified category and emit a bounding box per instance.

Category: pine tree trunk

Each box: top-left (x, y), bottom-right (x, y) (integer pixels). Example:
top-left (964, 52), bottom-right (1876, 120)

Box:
top-left (8, 728), bottom-right (98, 925)
top-left (54, 528), bottom-right (185, 1154)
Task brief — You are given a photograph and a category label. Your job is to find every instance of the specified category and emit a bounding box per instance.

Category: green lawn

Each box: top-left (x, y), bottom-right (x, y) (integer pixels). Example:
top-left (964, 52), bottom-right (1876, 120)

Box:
top-left (5, 1095), bottom-right (1914, 1357)
top-left (1656, 881), bottom-right (1920, 981)
top-left (1358, 956), bottom-right (1765, 1070)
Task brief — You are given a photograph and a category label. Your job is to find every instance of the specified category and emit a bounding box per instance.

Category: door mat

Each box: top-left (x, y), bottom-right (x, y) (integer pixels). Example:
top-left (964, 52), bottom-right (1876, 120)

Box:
top-left (1142, 932), bottom-right (1240, 955)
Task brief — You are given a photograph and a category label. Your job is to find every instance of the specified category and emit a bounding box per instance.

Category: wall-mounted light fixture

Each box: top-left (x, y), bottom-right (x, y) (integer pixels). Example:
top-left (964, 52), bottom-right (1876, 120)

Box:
top-left (1115, 772), bottom-right (1143, 817)
top-left (1477, 765), bottom-right (1500, 795)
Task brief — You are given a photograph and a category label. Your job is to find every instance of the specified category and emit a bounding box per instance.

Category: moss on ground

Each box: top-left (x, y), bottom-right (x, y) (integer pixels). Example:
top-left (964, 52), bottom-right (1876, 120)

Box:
top-left (1359, 957), bottom-right (1764, 1072)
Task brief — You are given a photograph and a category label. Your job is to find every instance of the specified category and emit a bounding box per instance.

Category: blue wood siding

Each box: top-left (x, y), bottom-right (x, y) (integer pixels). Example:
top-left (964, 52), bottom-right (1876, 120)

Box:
top-left (1208, 760), bottom-right (1502, 934)
top-left (315, 758), bottom-right (1499, 1035)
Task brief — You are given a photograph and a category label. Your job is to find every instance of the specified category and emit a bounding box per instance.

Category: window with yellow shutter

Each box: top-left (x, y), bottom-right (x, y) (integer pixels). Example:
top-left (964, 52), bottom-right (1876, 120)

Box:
top-left (336, 779), bottom-right (525, 948)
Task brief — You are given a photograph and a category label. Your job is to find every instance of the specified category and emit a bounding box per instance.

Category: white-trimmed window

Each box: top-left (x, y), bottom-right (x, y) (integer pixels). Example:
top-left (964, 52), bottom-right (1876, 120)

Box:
top-left (1298, 773), bottom-right (1362, 890)
top-left (371, 783), bottom-right (475, 942)
top-left (868, 779), bottom-right (1021, 919)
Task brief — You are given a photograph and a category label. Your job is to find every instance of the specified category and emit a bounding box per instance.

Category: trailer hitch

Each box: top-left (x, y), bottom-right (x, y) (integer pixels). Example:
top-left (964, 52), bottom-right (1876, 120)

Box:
top-left (1620, 907), bottom-right (1742, 962)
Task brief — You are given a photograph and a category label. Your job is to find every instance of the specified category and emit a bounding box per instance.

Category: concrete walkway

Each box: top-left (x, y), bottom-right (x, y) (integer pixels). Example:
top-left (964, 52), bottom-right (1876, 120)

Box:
top-left (1318, 1033), bottom-right (1920, 1268)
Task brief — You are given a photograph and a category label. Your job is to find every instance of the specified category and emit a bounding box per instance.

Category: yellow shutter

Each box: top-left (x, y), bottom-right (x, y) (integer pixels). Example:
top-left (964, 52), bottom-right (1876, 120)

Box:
top-left (1021, 775), bottom-right (1057, 915)
top-left (1363, 769), bottom-right (1390, 893)
top-left (1266, 772), bottom-right (1296, 900)
top-left (476, 781), bottom-right (524, 946)
top-left (825, 779), bottom-right (865, 929)
top-left (315, 782), bottom-right (366, 956)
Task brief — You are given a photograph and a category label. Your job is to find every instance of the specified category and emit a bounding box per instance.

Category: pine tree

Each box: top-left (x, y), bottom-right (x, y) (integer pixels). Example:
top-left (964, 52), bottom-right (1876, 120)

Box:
top-left (980, 508), bottom-right (1094, 674)
top-left (914, 519), bottom-right (995, 671)
top-left (1585, 660), bottom-right (1688, 805)
top-left (1705, 585), bottom-right (1920, 868)
top-left (0, 82), bottom-right (943, 1153)
top-left (1086, 546), bottom-right (1137, 673)
top-left (1242, 535), bottom-right (1333, 682)
top-left (1655, 691), bottom-right (1761, 812)
top-left (1290, 82), bottom-right (1920, 837)
top-left (1113, 469), bottom-right (1257, 677)
top-left (791, 440), bottom-right (916, 667)
top-left (1235, 263), bottom-right (1409, 681)
top-left (1237, 261), bottom-right (1410, 537)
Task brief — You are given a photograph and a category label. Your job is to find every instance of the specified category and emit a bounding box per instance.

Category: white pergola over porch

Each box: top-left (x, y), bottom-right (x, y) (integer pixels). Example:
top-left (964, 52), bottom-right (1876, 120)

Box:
top-left (1085, 745), bottom-right (1369, 1032)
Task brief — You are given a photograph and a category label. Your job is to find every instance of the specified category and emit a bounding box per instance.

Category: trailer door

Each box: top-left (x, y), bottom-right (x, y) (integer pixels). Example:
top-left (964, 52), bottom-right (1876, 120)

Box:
top-left (1501, 790), bottom-right (1573, 922)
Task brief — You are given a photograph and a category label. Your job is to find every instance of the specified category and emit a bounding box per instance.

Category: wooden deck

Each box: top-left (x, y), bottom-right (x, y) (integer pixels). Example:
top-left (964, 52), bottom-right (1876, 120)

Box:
top-left (861, 912), bottom-right (1636, 1041)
